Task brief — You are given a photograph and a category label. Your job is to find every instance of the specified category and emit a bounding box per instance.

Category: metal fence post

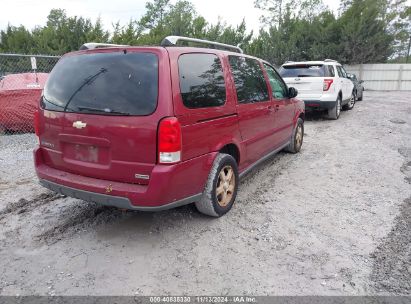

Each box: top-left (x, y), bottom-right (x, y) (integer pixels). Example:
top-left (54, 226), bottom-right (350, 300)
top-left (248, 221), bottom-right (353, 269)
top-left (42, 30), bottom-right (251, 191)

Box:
top-left (397, 65), bottom-right (403, 91)
top-left (359, 64), bottom-right (364, 81)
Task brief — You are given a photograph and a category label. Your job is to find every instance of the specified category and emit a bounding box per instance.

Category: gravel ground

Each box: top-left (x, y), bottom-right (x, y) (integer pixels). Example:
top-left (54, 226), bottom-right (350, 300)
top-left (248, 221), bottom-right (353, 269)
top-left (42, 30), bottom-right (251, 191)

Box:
top-left (0, 91), bottom-right (410, 296)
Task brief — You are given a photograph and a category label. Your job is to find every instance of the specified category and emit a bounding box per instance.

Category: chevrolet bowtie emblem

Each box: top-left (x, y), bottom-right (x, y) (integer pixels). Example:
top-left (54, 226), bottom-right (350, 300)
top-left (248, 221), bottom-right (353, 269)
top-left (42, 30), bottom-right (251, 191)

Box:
top-left (73, 121), bottom-right (87, 129)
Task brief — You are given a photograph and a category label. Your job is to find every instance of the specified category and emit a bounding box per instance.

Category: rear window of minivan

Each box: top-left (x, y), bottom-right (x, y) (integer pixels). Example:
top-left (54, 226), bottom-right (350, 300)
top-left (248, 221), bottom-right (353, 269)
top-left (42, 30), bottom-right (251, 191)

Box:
top-left (42, 52), bottom-right (158, 116)
top-left (280, 64), bottom-right (326, 78)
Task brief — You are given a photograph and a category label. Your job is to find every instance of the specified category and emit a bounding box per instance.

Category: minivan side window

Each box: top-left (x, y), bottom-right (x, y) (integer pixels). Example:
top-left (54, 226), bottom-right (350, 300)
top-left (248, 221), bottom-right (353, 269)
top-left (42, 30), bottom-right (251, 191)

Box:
top-left (178, 53), bottom-right (226, 109)
top-left (228, 56), bottom-right (269, 103)
top-left (263, 64), bottom-right (287, 99)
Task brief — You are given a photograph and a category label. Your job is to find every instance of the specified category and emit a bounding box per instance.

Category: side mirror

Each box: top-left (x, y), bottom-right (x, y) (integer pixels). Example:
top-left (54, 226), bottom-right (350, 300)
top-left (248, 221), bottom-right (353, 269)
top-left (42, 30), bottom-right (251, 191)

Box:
top-left (346, 73), bottom-right (354, 79)
top-left (359, 80), bottom-right (364, 84)
top-left (288, 87), bottom-right (298, 98)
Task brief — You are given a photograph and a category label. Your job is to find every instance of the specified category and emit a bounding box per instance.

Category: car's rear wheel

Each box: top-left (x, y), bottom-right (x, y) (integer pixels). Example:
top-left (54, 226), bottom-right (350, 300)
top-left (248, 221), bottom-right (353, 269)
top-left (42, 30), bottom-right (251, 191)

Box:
top-left (285, 118), bottom-right (304, 153)
top-left (195, 153), bottom-right (239, 217)
top-left (343, 92), bottom-right (355, 110)
top-left (327, 96), bottom-right (341, 120)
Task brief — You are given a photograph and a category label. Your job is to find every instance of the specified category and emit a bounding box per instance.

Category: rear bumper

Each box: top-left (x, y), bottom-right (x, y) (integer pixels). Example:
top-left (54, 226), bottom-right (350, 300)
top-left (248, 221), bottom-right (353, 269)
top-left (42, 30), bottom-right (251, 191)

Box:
top-left (34, 146), bottom-right (214, 210)
top-left (303, 100), bottom-right (335, 110)
top-left (39, 179), bottom-right (201, 211)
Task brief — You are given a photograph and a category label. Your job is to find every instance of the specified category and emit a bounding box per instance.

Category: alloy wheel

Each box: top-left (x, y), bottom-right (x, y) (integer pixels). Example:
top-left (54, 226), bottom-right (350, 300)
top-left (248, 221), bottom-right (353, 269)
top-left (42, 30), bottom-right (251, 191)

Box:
top-left (295, 124), bottom-right (303, 149)
top-left (216, 165), bottom-right (236, 207)
top-left (349, 93), bottom-right (355, 107)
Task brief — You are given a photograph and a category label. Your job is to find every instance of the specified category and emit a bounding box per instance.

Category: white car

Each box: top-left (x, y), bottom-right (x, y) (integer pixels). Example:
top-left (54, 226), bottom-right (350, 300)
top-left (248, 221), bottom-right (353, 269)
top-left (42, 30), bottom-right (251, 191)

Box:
top-left (279, 59), bottom-right (355, 120)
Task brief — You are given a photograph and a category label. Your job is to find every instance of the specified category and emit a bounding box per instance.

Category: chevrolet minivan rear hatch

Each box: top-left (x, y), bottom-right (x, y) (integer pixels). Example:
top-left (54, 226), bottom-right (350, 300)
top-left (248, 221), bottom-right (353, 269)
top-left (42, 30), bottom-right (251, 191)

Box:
top-left (39, 50), bottom-right (163, 184)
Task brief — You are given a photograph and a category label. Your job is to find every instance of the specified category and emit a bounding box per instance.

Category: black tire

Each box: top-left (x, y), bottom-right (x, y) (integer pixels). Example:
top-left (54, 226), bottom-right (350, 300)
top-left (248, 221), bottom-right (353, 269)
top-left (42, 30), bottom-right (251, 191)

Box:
top-left (327, 96), bottom-right (341, 120)
top-left (343, 92), bottom-right (355, 111)
top-left (195, 153), bottom-right (239, 217)
top-left (285, 118), bottom-right (304, 154)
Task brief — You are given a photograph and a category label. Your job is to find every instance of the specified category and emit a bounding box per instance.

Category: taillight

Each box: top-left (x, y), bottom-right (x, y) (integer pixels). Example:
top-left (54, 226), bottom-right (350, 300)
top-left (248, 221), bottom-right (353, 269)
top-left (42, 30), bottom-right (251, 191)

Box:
top-left (158, 117), bottom-right (182, 164)
top-left (34, 110), bottom-right (40, 143)
top-left (323, 79), bottom-right (334, 91)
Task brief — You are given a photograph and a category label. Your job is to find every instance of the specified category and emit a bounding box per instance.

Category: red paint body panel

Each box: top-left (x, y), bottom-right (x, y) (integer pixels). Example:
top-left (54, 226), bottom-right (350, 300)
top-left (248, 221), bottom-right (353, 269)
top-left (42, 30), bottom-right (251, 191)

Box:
top-left (34, 46), bottom-right (304, 209)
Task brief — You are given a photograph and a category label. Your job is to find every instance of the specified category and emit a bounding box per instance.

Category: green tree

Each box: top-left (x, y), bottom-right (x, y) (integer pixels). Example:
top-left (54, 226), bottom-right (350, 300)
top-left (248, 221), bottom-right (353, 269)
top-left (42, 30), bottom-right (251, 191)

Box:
top-left (254, 0), bottom-right (299, 27)
top-left (386, 0), bottom-right (411, 59)
top-left (165, 1), bottom-right (197, 36)
top-left (338, 0), bottom-right (393, 63)
top-left (86, 17), bottom-right (110, 43)
top-left (0, 25), bottom-right (35, 53)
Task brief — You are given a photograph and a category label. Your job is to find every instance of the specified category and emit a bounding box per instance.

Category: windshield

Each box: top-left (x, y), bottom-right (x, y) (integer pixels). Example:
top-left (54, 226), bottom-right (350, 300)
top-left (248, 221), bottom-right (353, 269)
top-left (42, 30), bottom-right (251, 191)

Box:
top-left (280, 64), bottom-right (325, 78)
top-left (42, 52), bottom-right (158, 116)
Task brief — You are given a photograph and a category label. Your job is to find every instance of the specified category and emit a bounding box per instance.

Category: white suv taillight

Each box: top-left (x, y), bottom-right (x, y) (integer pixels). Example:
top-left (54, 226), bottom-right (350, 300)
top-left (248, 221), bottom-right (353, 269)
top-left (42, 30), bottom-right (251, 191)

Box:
top-left (323, 79), bottom-right (334, 91)
top-left (158, 117), bottom-right (182, 164)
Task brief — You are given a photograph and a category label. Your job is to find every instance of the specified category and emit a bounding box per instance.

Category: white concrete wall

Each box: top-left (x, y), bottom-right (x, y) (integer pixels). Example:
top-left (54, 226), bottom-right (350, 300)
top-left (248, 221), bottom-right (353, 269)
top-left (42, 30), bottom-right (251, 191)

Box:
top-left (344, 64), bottom-right (411, 91)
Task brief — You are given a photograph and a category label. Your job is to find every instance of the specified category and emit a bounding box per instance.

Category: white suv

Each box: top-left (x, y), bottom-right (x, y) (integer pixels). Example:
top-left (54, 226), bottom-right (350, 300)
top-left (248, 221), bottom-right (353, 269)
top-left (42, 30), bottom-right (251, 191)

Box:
top-left (279, 59), bottom-right (355, 120)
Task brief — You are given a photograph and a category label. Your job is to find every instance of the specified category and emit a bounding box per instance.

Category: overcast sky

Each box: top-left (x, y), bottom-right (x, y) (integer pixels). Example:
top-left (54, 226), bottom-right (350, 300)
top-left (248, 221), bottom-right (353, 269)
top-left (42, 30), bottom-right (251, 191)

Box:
top-left (0, 0), bottom-right (342, 34)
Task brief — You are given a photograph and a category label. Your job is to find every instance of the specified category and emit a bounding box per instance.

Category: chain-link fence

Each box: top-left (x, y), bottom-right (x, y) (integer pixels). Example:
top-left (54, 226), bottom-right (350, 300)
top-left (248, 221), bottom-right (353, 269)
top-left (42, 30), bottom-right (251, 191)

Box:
top-left (0, 53), bottom-right (60, 135)
top-left (0, 54), bottom-right (60, 165)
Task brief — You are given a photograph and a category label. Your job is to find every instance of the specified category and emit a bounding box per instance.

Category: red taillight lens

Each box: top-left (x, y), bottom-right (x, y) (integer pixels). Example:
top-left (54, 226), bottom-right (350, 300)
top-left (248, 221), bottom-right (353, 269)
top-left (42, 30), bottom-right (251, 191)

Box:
top-left (158, 117), bottom-right (182, 164)
top-left (323, 79), bottom-right (334, 91)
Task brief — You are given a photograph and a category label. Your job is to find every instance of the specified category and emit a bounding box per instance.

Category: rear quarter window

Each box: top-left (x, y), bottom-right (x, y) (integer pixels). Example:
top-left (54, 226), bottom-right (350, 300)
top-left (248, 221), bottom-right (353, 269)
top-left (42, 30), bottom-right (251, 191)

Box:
top-left (42, 52), bottom-right (158, 116)
top-left (325, 65), bottom-right (335, 77)
top-left (178, 53), bottom-right (226, 109)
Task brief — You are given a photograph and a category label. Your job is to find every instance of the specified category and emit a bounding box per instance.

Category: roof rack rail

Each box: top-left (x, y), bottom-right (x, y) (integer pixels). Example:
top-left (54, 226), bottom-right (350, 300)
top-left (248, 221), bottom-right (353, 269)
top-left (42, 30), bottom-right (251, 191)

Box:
top-left (79, 43), bottom-right (130, 51)
top-left (161, 36), bottom-right (243, 54)
top-left (324, 59), bottom-right (337, 62)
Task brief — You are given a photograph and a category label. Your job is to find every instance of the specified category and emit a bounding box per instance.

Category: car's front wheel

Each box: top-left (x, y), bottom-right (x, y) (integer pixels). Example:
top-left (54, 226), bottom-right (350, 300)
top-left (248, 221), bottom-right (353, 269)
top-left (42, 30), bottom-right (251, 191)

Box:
top-left (195, 153), bottom-right (239, 217)
top-left (343, 92), bottom-right (356, 110)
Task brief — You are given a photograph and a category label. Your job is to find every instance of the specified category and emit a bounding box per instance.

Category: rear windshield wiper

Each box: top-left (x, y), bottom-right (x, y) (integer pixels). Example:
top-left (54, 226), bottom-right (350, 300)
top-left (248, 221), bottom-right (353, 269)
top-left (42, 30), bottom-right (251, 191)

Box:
top-left (76, 106), bottom-right (131, 116)
top-left (63, 68), bottom-right (107, 112)
top-left (297, 74), bottom-right (314, 77)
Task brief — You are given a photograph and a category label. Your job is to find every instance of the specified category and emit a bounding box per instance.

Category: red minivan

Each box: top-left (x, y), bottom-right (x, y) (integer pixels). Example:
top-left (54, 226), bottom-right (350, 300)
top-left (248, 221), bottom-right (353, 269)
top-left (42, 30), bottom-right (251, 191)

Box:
top-left (34, 36), bottom-right (304, 217)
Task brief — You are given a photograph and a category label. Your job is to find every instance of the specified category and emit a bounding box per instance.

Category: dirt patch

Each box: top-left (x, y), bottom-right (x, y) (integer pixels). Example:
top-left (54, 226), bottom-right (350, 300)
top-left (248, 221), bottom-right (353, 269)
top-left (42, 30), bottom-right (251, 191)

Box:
top-left (370, 197), bottom-right (411, 294)
top-left (370, 149), bottom-right (411, 294)
top-left (35, 202), bottom-right (130, 244)
top-left (0, 192), bottom-right (61, 218)
top-left (389, 118), bottom-right (407, 125)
